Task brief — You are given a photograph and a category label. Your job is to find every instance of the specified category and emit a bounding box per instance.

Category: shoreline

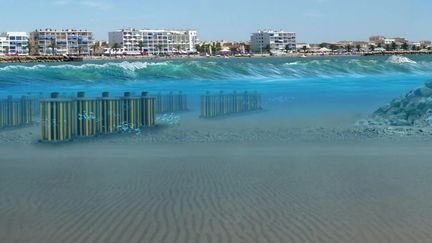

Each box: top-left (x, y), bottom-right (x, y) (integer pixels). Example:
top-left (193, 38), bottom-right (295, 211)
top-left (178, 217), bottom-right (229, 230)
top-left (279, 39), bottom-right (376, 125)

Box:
top-left (1, 51), bottom-right (432, 64)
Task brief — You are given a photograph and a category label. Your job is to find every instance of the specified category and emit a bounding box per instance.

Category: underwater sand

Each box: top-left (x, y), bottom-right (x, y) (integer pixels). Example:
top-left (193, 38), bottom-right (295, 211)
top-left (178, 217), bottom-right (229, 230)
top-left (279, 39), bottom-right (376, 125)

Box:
top-left (2, 138), bottom-right (432, 243)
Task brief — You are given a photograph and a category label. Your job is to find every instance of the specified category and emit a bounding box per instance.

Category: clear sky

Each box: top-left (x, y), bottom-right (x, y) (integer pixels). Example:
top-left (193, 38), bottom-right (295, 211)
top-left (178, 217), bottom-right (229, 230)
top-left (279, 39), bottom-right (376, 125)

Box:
top-left (1, 0), bottom-right (431, 43)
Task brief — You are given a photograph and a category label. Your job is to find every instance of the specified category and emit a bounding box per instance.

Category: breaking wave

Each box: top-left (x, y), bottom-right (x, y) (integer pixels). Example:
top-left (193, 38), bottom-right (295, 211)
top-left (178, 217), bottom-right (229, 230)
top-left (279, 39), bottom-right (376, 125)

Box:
top-left (0, 56), bottom-right (431, 87)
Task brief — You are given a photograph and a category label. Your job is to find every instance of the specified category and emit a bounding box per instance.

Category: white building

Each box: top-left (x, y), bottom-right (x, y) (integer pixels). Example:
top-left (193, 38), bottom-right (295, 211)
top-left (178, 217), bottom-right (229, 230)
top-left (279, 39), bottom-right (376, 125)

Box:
top-left (0, 32), bottom-right (29, 55)
top-left (108, 28), bottom-right (198, 55)
top-left (250, 30), bottom-right (296, 54)
top-left (0, 36), bottom-right (9, 55)
top-left (30, 28), bottom-right (94, 55)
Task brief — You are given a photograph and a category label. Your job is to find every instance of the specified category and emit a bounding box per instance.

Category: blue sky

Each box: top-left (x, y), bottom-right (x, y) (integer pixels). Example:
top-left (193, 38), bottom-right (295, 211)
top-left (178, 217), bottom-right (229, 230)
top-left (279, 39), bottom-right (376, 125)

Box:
top-left (1, 0), bottom-right (431, 42)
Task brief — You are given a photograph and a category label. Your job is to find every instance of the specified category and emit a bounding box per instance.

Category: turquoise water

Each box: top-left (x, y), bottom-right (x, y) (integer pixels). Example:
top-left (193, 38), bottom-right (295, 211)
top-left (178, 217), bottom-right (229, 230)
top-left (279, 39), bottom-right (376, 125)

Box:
top-left (1, 55), bottom-right (431, 115)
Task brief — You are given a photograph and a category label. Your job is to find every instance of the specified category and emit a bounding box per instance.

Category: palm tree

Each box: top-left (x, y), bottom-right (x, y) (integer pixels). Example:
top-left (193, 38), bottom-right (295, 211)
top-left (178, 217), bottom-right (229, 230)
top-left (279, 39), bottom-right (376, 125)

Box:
top-left (91, 43), bottom-right (98, 56)
top-left (49, 40), bottom-right (57, 55)
top-left (346, 44), bottom-right (352, 53)
top-left (78, 45), bottom-right (83, 56)
top-left (111, 43), bottom-right (120, 57)
top-left (138, 41), bottom-right (144, 55)
top-left (391, 42), bottom-right (397, 51)
top-left (4, 46), bottom-right (9, 55)
top-left (26, 41), bottom-right (34, 56)
top-left (385, 44), bottom-right (391, 51)
top-left (176, 45), bottom-right (181, 54)
top-left (356, 44), bottom-right (361, 52)
top-left (401, 42), bottom-right (408, 51)
top-left (330, 44), bottom-right (338, 52)
top-left (369, 45), bottom-right (375, 52)
top-left (302, 45), bottom-right (307, 53)
top-left (156, 44), bottom-right (163, 56)
top-left (264, 44), bottom-right (271, 53)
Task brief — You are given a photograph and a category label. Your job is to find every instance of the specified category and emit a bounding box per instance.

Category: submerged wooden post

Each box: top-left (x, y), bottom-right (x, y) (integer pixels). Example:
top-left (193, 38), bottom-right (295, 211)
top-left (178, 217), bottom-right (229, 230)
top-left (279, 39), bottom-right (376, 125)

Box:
top-left (0, 99), bottom-right (6, 129)
top-left (121, 92), bottom-right (142, 130)
top-left (75, 92), bottom-right (97, 137)
top-left (20, 96), bottom-right (32, 125)
top-left (140, 91), bottom-right (156, 127)
top-left (97, 92), bottom-right (121, 134)
top-left (40, 92), bottom-right (74, 142)
top-left (6, 96), bottom-right (21, 127)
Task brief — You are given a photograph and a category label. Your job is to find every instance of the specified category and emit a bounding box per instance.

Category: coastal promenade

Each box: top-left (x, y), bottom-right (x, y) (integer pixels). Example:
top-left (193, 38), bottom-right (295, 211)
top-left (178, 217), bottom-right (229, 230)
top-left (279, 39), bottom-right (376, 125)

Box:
top-left (2, 50), bottom-right (432, 64)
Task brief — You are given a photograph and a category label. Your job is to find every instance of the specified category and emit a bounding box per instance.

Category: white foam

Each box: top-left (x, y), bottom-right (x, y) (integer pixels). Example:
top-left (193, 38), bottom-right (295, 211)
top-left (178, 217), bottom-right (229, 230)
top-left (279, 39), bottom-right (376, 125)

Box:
top-left (386, 55), bottom-right (417, 64)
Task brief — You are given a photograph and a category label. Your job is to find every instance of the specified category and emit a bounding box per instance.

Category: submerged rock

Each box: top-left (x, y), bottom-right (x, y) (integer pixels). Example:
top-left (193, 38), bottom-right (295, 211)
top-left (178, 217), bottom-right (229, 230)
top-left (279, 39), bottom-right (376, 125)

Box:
top-left (370, 80), bottom-right (432, 127)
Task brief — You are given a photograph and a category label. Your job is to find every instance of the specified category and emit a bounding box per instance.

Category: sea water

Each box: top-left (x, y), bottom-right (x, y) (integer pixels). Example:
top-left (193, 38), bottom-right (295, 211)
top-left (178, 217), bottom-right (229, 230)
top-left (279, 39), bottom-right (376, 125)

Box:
top-left (1, 55), bottom-right (431, 121)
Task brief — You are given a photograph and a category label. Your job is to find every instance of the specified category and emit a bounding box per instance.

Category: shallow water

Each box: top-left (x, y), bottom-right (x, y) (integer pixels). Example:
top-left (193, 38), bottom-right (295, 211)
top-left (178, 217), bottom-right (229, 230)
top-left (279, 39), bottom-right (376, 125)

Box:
top-left (1, 55), bottom-right (431, 118)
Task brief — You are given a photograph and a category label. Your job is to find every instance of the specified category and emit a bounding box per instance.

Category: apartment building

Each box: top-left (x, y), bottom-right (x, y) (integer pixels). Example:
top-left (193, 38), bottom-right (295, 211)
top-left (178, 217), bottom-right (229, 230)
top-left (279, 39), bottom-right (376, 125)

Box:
top-left (108, 28), bottom-right (198, 55)
top-left (0, 36), bottom-right (8, 55)
top-left (30, 28), bottom-right (94, 55)
top-left (0, 32), bottom-right (29, 55)
top-left (250, 30), bottom-right (296, 53)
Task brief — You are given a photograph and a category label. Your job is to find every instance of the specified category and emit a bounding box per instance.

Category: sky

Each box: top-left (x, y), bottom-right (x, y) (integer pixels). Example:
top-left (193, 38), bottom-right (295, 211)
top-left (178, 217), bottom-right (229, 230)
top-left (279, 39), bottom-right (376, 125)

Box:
top-left (0, 0), bottom-right (431, 43)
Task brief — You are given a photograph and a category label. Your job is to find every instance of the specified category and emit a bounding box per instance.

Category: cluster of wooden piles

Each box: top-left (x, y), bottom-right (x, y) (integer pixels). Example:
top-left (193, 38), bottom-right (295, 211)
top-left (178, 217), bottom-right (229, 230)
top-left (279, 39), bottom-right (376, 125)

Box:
top-left (156, 92), bottom-right (188, 113)
top-left (200, 91), bottom-right (262, 118)
top-left (40, 91), bottom-right (156, 142)
top-left (0, 96), bottom-right (33, 129)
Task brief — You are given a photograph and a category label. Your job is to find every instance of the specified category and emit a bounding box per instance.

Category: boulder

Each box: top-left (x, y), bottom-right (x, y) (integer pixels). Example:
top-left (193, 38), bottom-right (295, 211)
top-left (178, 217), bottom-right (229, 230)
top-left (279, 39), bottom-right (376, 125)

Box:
top-left (425, 80), bottom-right (432, 89)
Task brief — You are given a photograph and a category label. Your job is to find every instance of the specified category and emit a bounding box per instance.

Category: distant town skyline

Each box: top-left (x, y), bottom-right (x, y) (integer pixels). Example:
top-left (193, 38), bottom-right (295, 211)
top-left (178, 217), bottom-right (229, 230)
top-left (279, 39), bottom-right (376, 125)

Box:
top-left (1, 0), bottom-right (431, 43)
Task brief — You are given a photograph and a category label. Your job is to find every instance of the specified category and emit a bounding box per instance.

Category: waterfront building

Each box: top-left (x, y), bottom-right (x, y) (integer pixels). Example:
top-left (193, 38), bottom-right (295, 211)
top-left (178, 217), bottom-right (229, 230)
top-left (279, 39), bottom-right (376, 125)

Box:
top-left (108, 28), bottom-right (198, 55)
top-left (250, 30), bottom-right (296, 54)
top-left (30, 28), bottom-right (94, 55)
top-left (0, 32), bottom-right (29, 55)
top-left (369, 36), bottom-right (385, 44)
top-left (0, 36), bottom-right (9, 55)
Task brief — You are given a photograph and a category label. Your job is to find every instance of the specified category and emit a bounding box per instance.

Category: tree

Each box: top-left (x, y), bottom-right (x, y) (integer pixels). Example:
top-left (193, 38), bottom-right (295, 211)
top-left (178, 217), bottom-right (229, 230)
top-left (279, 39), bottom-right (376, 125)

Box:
top-left (369, 45), bottom-right (375, 52)
top-left (391, 41), bottom-right (397, 51)
top-left (285, 44), bottom-right (292, 52)
top-left (401, 42), bottom-right (408, 50)
top-left (346, 44), bottom-right (352, 52)
top-left (302, 45), bottom-right (307, 53)
top-left (138, 41), bottom-right (144, 55)
top-left (26, 41), bottom-right (34, 56)
top-left (175, 45), bottom-right (181, 54)
top-left (91, 43), bottom-right (98, 56)
top-left (4, 46), bottom-right (9, 55)
top-left (215, 42), bottom-right (222, 53)
top-left (78, 45), bottom-right (83, 56)
top-left (356, 44), bottom-right (361, 52)
top-left (111, 43), bottom-right (120, 56)
top-left (385, 44), bottom-right (391, 51)
top-left (264, 44), bottom-right (271, 53)
top-left (156, 44), bottom-right (163, 55)
top-left (49, 40), bottom-right (57, 55)
top-left (330, 44), bottom-right (338, 52)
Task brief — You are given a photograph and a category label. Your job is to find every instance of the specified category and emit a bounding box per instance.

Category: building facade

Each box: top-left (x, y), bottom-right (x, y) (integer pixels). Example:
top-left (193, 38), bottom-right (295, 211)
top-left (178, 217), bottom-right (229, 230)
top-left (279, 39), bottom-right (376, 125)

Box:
top-left (0, 32), bottom-right (29, 55)
top-left (108, 28), bottom-right (198, 55)
top-left (0, 36), bottom-right (9, 55)
top-left (250, 30), bottom-right (296, 54)
top-left (30, 28), bottom-right (94, 55)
